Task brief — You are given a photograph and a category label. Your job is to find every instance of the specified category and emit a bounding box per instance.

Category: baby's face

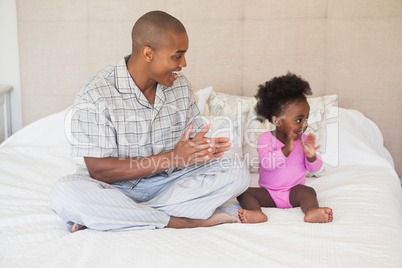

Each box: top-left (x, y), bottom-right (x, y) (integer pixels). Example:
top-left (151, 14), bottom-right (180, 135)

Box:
top-left (277, 100), bottom-right (310, 140)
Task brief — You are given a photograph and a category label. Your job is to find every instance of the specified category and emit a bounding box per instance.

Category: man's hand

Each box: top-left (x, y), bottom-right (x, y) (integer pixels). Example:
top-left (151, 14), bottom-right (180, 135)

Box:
top-left (172, 124), bottom-right (231, 167)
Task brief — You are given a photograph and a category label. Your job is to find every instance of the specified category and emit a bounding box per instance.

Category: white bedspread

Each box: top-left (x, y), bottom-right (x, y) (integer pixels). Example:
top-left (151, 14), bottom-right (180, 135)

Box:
top-left (1, 107), bottom-right (401, 267)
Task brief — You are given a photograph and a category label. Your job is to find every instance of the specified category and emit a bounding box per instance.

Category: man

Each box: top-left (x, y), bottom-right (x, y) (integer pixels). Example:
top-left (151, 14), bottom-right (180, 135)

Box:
top-left (50, 10), bottom-right (250, 232)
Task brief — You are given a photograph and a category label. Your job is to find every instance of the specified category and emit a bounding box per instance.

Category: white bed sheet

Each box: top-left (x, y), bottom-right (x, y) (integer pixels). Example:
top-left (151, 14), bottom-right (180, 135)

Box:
top-left (0, 107), bottom-right (401, 267)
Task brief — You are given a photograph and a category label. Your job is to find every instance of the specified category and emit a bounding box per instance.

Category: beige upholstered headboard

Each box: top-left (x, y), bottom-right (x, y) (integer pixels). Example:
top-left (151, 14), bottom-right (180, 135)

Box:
top-left (16, 0), bottom-right (402, 176)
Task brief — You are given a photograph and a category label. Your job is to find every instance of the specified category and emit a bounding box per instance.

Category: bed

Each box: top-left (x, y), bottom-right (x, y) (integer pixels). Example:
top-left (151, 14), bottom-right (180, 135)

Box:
top-left (1, 90), bottom-right (401, 267)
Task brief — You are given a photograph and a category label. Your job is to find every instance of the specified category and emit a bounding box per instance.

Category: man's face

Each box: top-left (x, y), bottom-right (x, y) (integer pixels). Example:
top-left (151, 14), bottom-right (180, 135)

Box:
top-left (150, 31), bottom-right (188, 87)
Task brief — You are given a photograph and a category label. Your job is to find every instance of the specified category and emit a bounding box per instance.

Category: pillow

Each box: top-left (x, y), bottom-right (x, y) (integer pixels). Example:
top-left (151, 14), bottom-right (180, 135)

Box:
top-left (1, 108), bottom-right (70, 148)
top-left (194, 86), bottom-right (213, 115)
top-left (305, 95), bottom-right (338, 153)
top-left (202, 115), bottom-right (242, 160)
top-left (243, 101), bottom-right (275, 172)
top-left (243, 95), bottom-right (338, 173)
top-left (207, 91), bottom-right (256, 160)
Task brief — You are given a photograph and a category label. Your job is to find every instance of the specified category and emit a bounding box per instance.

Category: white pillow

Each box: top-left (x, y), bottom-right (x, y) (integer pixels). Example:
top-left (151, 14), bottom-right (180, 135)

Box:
top-left (243, 95), bottom-right (338, 173)
top-left (207, 91), bottom-right (256, 160)
top-left (243, 101), bottom-right (275, 172)
top-left (194, 86), bottom-right (213, 115)
top-left (305, 94), bottom-right (338, 153)
top-left (1, 108), bottom-right (70, 148)
top-left (202, 115), bottom-right (242, 160)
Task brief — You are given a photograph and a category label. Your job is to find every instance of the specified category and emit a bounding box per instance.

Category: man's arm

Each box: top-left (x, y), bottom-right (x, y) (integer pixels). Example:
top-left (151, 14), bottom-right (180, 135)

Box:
top-left (84, 124), bottom-right (231, 184)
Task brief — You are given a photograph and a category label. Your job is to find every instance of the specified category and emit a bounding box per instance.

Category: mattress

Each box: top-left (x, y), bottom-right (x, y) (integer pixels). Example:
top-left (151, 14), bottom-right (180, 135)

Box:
top-left (0, 107), bottom-right (401, 267)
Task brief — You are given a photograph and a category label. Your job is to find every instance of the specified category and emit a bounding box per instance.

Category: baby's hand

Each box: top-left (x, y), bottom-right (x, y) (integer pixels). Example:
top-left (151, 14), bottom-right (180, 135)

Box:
top-left (302, 134), bottom-right (320, 160)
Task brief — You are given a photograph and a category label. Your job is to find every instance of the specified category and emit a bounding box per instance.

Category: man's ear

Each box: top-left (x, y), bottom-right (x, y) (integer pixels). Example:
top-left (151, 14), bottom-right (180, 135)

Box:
top-left (141, 46), bottom-right (153, 62)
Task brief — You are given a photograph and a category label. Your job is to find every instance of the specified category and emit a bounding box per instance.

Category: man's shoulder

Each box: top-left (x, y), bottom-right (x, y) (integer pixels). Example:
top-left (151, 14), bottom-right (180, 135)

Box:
top-left (82, 65), bottom-right (115, 91)
top-left (75, 65), bottom-right (117, 101)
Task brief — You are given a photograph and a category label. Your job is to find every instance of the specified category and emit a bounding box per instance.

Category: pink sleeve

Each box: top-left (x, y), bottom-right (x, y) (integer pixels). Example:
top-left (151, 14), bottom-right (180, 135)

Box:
top-left (305, 153), bottom-right (323, 172)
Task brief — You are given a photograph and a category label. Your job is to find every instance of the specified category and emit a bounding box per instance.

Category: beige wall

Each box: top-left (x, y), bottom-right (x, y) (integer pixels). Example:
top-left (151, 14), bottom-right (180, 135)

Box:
top-left (16, 0), bottom-right (402, 176)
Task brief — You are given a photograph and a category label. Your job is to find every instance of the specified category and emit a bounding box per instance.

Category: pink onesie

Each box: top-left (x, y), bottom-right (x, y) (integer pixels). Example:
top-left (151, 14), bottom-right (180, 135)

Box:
top-left (257, 131), bottom-right (323, 209)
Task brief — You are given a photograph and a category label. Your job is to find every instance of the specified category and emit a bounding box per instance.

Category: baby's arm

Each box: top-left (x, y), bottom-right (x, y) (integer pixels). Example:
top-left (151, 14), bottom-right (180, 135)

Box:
top-left (302, 134), bottom-right (323, 172)
top-left (302, 134), bottom-right (320, 162)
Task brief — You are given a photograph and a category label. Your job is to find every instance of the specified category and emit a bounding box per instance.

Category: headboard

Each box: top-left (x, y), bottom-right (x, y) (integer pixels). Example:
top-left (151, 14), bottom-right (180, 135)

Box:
top-left (16, 0), bottom-right (402, 176)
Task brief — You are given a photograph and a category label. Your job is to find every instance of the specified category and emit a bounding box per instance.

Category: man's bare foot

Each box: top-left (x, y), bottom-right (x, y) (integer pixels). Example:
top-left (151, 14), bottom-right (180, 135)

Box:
top-left (71, 223), bottom-right (87, 233)
top-left (167, 212), bottom-right (240, 228)
top-left (304, 207), bottom-right (333, 223)
top-left (238, 208), bottom-right (268, 223)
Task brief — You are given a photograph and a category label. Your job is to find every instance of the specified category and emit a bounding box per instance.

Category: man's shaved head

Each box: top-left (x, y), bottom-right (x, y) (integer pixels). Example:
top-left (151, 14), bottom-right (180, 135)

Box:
top-left (131, 11), bottom-right (187, 55)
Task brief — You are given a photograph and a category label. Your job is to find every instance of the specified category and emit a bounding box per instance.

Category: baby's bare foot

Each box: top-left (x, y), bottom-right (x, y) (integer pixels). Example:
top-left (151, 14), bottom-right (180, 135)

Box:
top-left (71, 223), bottom-right (87, 233)
top-left (304, 207), bottom-right (333, 223)
top-left (238, 208), bottom-right (268, 223)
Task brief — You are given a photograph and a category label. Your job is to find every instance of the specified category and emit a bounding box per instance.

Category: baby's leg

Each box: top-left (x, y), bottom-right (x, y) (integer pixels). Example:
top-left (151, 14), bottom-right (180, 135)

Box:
top-left (236, 187), bottom-right (274, 223)
top-left (289, 185), bottom-right (333, 223)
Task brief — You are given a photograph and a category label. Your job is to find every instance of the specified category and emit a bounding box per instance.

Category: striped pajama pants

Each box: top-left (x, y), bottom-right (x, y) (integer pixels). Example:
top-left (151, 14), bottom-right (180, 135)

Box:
top-left (49, 159), bottom-right (250, 231)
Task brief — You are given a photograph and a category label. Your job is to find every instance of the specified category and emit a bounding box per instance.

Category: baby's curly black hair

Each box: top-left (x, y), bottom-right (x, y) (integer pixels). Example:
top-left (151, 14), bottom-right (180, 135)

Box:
top-left (255, 72), bottom-right (312, 123)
